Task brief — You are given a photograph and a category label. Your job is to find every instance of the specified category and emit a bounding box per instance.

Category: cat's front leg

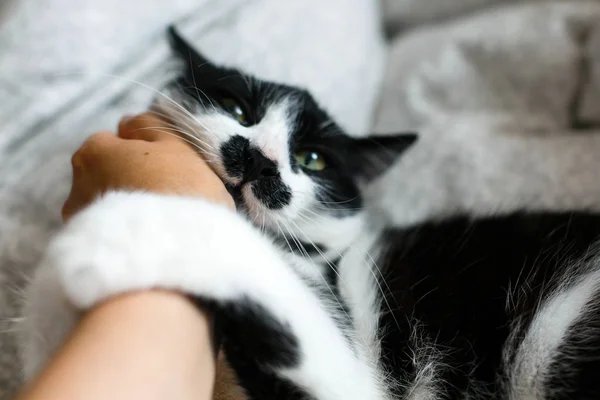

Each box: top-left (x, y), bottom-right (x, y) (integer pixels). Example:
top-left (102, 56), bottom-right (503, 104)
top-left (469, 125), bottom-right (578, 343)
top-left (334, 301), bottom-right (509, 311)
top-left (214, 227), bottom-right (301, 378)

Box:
top-left (19, 191), bottom-right (388, 400)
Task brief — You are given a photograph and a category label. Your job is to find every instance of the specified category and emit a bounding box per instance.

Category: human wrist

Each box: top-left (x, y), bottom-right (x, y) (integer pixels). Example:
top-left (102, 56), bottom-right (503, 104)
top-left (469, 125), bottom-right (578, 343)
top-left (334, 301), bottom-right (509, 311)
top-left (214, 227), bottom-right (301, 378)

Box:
top-left (18, 290), bottom-right (215, 400)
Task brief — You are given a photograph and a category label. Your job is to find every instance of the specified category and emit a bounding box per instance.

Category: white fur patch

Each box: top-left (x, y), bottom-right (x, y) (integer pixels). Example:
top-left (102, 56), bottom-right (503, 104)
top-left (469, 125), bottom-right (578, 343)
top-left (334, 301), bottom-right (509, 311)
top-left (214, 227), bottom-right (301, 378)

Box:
top-left (508, 267), bottom-right (600, 399)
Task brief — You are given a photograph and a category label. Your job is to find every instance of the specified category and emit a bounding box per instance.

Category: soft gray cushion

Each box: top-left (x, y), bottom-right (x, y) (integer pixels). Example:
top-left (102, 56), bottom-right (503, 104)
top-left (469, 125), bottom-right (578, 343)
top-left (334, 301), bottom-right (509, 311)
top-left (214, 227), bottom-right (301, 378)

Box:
top-left (371, 1), bottom-right (600, 225)
top-left (380, 0), bottom-right (600, 28)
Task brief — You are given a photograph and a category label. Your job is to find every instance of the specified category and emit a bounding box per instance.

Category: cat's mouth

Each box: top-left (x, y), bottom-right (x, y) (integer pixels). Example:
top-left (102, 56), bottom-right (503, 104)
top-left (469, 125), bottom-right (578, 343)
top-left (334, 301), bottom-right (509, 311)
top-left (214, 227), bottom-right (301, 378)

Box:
top-left (224, 177), bottom-right (292, 217)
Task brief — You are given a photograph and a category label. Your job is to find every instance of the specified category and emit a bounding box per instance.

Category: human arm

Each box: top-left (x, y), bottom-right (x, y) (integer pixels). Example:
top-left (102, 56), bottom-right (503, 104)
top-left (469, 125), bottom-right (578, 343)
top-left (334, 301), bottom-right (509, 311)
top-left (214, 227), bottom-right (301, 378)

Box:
top-left (16, 113), bottom-right (237, 400)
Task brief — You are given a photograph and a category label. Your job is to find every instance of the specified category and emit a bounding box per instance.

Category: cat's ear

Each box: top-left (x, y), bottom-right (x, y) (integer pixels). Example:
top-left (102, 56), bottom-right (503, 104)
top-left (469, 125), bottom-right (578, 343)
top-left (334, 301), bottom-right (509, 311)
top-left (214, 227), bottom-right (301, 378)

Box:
top-left (350, 133), bottom-right (417, 180)
top-left (167, 25), bottom-right (218, 76)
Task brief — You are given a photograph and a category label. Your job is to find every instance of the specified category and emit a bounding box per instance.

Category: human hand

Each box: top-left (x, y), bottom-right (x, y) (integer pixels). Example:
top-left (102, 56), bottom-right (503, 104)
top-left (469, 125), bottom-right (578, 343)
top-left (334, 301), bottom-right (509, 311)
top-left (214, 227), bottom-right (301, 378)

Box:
top-left (62, 113), bottom-right (234, 221)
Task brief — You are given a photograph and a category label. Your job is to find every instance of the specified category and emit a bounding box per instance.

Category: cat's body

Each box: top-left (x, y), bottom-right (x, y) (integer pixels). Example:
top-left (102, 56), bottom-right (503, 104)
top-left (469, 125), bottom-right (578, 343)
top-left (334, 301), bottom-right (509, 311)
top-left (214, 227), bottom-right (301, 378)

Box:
top-left (376, 212), bottom-right (600, 399)
top-left (17, 27), bottom-right (600, 399)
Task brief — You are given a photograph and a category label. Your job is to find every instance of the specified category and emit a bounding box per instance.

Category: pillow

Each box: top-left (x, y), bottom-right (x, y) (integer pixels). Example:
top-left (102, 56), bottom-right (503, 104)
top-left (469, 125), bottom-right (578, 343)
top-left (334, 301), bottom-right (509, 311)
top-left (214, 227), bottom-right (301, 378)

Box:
top-left (370, 2), bottom-right (600, 226)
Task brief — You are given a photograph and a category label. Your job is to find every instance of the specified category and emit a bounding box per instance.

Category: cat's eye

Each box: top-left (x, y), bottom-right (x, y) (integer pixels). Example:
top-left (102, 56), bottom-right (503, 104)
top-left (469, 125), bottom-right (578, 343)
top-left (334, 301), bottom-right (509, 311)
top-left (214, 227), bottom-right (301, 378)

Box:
top-left (295, 150), bottom-right (327, 171)
top-left (221, 97), bottom-right (248, 125)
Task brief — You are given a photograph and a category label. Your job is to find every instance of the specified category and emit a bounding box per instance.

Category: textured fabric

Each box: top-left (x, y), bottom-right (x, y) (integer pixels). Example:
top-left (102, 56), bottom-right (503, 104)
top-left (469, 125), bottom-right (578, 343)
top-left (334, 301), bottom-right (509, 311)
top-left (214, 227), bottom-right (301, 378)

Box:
top-left (0, 1), bottom-right (384, 397)
top-left (372, 1), bottom-right (600, 225)
top-left (380, 0), bottom-right (599, 28)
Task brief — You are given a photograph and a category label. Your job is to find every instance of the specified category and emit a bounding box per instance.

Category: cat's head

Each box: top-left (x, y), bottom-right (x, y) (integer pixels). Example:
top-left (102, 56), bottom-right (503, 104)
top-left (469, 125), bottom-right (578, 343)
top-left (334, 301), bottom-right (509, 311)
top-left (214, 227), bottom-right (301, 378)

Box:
top-left (153, 27), bottom-right (416, 253)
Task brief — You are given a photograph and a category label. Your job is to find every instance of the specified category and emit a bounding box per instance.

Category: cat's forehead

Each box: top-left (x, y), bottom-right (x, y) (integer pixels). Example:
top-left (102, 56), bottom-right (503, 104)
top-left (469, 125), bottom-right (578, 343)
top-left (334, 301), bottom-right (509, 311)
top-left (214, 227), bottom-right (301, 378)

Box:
top-left (212, 73), bottom-right (339, 137)
top-left (243, 78), bottom-right (331, 130)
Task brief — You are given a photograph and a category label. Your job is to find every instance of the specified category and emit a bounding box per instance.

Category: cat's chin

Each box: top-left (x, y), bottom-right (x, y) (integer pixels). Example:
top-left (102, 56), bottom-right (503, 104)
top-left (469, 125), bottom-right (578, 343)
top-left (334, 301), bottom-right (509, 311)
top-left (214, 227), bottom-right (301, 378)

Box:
top-left (225, 183), bottom-right (273, 227)
top-left (224, 181), bottom-right (294, 229)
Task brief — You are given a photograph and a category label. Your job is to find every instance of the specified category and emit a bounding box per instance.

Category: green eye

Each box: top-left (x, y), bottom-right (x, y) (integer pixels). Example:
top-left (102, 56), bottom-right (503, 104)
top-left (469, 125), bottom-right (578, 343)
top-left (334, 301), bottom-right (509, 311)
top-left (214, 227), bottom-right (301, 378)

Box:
top-left (295, 150), bottom-right (327, 171)
top-left (221, 97), bottom-right (247, 125)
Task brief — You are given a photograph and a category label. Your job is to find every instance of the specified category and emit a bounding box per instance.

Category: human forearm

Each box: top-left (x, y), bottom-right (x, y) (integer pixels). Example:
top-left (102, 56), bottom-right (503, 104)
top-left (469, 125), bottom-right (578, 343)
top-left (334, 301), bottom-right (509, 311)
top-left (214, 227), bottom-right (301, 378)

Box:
top-left (17, 290), bottom-right (215, 400)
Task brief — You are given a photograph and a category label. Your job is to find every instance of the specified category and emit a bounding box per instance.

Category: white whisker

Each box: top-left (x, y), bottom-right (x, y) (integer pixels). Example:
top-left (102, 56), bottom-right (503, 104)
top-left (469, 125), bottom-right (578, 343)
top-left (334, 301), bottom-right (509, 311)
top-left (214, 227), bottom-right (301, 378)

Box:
top-left (278, 218), bottom-right (352, 323)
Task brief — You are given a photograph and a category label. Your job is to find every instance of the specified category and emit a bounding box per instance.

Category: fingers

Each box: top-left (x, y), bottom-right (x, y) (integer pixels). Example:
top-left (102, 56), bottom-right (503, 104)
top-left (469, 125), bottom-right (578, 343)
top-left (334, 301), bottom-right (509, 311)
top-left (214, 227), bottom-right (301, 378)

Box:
top-left (118, 112), bottom-right (182, 143)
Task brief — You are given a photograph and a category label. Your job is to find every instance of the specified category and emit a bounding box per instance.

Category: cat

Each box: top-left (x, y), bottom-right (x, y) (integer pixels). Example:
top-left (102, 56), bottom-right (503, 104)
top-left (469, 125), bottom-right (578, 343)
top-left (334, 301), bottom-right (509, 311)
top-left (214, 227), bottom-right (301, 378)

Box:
top-left (17, 26), bottom-right (600, 400)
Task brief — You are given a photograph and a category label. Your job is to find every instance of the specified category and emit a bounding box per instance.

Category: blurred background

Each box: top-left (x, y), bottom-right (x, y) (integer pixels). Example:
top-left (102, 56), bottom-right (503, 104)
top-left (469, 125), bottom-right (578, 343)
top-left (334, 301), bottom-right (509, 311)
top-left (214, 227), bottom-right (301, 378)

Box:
top-left (2, 1), bottom-right (600, 398)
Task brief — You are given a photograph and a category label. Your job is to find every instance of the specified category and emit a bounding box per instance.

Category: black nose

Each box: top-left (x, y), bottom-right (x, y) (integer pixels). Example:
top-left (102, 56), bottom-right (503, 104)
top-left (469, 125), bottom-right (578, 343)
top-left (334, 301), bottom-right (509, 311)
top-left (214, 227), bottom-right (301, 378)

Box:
top-left (220, 135), bottom-right (279, 184)
top-left (244, 147), bottom-right (278, 183)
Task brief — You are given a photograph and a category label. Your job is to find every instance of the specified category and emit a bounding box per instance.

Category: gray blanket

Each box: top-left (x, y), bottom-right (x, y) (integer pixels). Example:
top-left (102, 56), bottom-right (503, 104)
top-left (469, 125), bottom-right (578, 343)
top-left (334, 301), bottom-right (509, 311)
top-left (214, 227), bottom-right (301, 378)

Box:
top-left (2, 0), bottom-right (600, 397)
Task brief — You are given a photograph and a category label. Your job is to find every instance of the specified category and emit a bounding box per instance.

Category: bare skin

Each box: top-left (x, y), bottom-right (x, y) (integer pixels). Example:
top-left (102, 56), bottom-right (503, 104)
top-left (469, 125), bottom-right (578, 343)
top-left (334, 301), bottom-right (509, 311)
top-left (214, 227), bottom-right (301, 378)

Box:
top-left (62, 113), bottom-right (234, 220)
top-left (17, 113), bottom-right (244, 400)
top-left (17, 291), bottom-right (217, 400)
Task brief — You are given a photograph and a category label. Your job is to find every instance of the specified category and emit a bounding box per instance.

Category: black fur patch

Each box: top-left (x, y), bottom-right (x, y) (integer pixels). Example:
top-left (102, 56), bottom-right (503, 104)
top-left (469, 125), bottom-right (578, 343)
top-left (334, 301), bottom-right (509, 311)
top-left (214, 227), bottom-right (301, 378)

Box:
top-left (220, 135), bottom-right (279, 182)
top-left (221, 135), bottom-right (249, 180)
top-left (377, 212), bottom-right (600, 397)
top-left (220, 135), bottom-right (291, 209)
top-left (199, 297), bottom-right (315, 400)
top-left (251, 178), bottom-right (292, 210)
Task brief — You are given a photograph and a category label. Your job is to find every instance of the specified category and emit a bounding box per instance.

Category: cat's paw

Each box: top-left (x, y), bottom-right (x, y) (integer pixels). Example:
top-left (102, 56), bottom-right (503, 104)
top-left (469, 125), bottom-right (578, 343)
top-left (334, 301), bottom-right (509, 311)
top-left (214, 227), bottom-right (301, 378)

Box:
top-left (46, 191), bottom-right (247, 310)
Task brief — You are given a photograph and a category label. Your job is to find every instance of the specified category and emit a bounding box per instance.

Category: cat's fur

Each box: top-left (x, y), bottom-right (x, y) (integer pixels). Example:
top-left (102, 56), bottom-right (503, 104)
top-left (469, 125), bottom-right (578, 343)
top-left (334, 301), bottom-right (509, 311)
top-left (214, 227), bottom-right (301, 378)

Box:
top-left (17, 27), bottom-right (600, 399)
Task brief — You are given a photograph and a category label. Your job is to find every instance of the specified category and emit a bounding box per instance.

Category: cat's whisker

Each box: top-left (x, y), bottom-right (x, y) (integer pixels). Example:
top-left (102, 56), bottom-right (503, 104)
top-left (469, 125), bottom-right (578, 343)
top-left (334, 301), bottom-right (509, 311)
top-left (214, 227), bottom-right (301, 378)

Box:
top-left (292, 196), bottom-right (397, 330)
top-left (364, 251), bottom-right (402, 334)
top-left (187, 59), bottom-right (218, 114)
top-left (286, 218), bottom-right (338, 273)
top-left (72, 72), bottom-right (205, 135)
top-left (146, 109), bottom-right (218, 151)
top-left (242, 74), bottom-right (254, 93)
top-left (275, 220), bottom-right (297, 260)
top-left (316, 185), bottom-right (361, 205)
top-left (290, 190), bottom-right (362, 211)
top-left (49, 71), bottom-right (220, 150)
top-left (299, 207), bottom-right (323, 220)
top-left (251, 204), bottom-right (265, 229)
top-left (286, 207), bottom-right (400, 336)
top-left (278, 218), bottom-right (352, 324)
top-left (285, 212), bottom-right (354, 297)
top-left (150, 106), bottom-right (219, 152)
top-left (287, 207), bottom-right (330, 229)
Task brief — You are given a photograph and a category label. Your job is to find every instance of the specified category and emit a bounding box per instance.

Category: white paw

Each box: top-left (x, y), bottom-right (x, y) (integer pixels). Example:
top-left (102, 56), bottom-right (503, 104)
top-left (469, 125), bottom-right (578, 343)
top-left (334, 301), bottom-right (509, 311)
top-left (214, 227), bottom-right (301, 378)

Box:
top-left (46, 191), bottom-right (255, 310)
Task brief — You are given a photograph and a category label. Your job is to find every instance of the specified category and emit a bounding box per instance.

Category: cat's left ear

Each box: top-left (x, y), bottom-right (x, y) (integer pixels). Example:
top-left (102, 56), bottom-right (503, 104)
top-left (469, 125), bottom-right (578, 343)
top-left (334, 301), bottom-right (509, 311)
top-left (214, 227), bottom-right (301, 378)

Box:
top-left (350, 133), bottom-right (417, 180)
top-left (167, 25), bottom-right (221, 79)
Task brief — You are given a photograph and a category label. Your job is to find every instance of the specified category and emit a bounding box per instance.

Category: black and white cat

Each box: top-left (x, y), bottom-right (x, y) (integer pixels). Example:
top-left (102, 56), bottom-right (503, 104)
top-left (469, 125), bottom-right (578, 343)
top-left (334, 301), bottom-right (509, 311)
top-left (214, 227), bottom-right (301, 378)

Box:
top-left (18, 27), bottom-right (600, 399)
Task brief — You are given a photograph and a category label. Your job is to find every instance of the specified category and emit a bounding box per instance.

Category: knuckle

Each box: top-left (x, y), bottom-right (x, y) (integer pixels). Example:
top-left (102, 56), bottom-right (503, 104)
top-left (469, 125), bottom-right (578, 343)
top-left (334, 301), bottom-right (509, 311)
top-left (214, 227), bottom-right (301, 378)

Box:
top-left (71, 150), bottom-right (83, 168)
top-left (82, 132), bottom-right (115, 152)
top-left (86, 131), bottom-right (114, 145)
top-left (73, 132), bottom-right (115, 165)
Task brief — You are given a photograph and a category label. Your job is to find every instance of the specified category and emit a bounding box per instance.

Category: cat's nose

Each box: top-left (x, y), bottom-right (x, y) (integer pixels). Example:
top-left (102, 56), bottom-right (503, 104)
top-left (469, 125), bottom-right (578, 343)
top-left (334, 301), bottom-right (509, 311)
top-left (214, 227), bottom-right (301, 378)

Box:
top-left (220, 135), bottom-right (279, 183)
top-left (243, 147), bottom-right (278, 183)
